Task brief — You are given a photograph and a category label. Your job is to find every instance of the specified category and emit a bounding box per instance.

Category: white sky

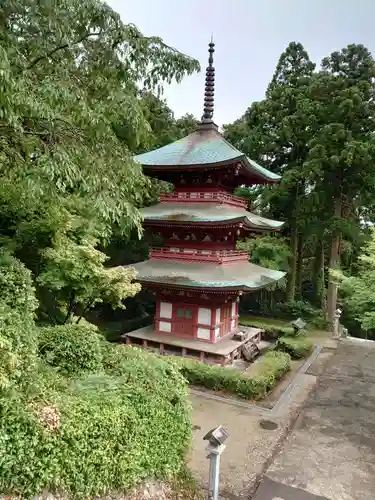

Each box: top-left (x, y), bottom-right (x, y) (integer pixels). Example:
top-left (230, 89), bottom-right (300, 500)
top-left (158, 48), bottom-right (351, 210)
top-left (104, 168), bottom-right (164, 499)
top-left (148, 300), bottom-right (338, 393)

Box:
top-left (107, 0), bottom-right (375, 126)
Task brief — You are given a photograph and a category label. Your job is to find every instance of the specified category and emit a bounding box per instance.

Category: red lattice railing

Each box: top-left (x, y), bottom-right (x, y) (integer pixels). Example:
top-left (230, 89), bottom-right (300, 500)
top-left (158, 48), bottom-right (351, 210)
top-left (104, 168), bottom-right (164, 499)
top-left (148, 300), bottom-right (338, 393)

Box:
top-left (149, 247), bottom-right (249, 264)
top-left (159, 191), bottom-right (247, 209)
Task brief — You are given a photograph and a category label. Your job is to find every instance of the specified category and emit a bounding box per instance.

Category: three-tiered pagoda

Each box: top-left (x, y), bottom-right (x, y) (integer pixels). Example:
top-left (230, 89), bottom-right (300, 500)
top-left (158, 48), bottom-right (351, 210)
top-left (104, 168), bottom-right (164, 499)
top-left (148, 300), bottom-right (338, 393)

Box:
top-left (124, 41), bottom-right (285, 365)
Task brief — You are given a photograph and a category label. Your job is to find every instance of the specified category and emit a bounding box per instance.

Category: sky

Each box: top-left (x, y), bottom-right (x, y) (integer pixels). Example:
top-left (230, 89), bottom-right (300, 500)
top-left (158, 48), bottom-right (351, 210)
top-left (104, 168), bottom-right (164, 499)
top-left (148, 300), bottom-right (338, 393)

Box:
top-left (107, 0), bottom-right (375, 126)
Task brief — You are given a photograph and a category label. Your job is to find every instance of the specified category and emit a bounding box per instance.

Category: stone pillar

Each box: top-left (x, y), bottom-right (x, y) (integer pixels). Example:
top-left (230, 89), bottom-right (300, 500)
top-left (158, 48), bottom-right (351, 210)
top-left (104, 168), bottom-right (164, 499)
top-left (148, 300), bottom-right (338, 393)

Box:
top-left (333, 308), bottom-right (342, 339)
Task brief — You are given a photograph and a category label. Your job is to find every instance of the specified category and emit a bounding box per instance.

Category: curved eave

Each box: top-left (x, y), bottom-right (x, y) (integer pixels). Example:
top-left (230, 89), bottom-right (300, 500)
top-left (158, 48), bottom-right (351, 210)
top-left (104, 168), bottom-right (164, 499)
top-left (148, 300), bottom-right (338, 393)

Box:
top-left (143, 217), bottom-right (284, 232)
top-left (126, 259), bottom-right (286, 292)
top-left (134, 129), bottom-right (280, 185)
top-left (137, 276), bottom-right (286, 292)
top-left (141, 156), bottom-right (280, 185)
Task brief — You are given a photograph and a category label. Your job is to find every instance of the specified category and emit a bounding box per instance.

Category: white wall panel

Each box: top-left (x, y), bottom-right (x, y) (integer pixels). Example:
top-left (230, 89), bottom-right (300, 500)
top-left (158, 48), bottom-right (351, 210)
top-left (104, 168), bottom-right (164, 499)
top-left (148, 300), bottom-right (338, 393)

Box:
top-left (160, 302), bottom-right (172, 318)
top-left (197, 327), bottom-right (210, 340)
top-left (198, 307), bottom-right (211, 325)
top-left (159, 321), bottom-right (171, 332)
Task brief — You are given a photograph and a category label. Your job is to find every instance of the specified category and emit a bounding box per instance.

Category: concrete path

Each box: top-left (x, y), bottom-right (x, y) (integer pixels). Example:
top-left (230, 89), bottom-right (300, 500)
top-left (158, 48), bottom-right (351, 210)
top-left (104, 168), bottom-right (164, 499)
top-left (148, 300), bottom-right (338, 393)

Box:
top-left (260, 337), bottom-right (375, 500)
top-left (189, 346), bottom-right (325, 498)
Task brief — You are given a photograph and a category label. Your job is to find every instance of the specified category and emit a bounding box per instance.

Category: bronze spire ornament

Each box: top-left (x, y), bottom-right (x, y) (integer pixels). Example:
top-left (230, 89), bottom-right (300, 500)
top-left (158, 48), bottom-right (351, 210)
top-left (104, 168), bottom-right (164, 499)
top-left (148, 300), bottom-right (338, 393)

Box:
top-left (201, 38), bottom-right (215, 123)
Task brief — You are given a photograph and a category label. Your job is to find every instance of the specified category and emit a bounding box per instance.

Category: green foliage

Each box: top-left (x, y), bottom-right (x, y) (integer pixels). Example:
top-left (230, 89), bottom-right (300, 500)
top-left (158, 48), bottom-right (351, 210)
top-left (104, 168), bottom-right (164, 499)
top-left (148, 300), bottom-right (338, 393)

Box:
top-left (38, 324), bottom-right (104, 375)
top-left (240, 316), bottom-right (294, 339)
top-left (173, 351), bottom-right (291, 400)
top-left (276, 336), bottom-right (313, 359)
top-left (38, 233), bottom-right (141, 324)
top-left (274, 300), bottom-right (319, 320)
top-left (130, 91), bottom-right (199, 153)
top-left (0, 305), bottom-right (37, 390)
top-left (339, 228), bottom-right (375, 332)
top-left (0, 251), bottom-right (38, 319)
top-left (249, 350), bottom-right (292, 388)
top-left (224, 41), bottom-right (375, 326)
top-left (0, 0), bottom-right (199, 323)
top-left (238, 235), bottom-right (291, 272)
top-left (0, 254), bottom-right (39, 389)
top-left (0, 350), bottom-right (191, 498)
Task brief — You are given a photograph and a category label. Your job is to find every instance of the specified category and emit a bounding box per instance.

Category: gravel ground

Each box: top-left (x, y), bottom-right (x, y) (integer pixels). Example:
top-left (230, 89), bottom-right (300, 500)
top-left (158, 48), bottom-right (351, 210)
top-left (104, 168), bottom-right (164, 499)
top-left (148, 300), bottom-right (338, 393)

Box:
top-left (189, 370), bottom-right (318, 499)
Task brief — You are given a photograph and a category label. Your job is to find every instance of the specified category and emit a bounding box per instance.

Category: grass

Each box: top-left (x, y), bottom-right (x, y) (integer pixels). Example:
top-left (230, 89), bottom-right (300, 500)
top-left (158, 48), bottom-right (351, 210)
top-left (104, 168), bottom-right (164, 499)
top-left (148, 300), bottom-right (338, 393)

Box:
top-left (240, 314), bottom-right (330, 338)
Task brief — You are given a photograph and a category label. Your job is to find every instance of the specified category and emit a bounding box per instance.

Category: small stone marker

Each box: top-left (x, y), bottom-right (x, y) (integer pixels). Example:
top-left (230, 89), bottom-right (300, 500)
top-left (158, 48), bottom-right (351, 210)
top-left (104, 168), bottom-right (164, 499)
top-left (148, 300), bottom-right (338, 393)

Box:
top-left (290, 317), bottom-right (307, 335)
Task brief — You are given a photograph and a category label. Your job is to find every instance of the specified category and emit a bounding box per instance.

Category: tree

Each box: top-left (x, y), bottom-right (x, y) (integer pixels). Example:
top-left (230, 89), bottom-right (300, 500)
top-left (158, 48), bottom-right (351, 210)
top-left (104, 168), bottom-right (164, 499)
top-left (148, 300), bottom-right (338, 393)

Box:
top-left (0, 0), bottom-right (199, 322)
top-left (224, 42), bottom-right (315, 302)
top-left (305, 44), bottom-right (375, 327)
top-left (338, 228), bottom-right (375, 336)
top-left (37, 231), bottom-right (141, 325)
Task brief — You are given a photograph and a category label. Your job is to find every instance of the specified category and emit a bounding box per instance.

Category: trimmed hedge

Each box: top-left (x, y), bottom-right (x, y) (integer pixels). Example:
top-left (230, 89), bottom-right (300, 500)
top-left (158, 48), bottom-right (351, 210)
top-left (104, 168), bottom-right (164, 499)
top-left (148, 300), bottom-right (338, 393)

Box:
top-left (38, 324), bottom-right (104, 376)
top-left (0, 345), bottom-right (192, 498)
top-left (173, 351), bottom-right (291, 400)
top-left (276, 336), bottom-right (313, 359)
top-left (240, 316), bottom-right (294, 339)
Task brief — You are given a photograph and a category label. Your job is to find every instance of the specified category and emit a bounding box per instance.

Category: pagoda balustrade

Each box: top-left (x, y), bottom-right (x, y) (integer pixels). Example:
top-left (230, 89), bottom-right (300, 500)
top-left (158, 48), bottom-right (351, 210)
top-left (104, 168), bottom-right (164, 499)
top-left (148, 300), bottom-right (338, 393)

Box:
top-left (159, 190), bottom-right (247, 209)
top-left (149, 246), bottom-right (249, 264)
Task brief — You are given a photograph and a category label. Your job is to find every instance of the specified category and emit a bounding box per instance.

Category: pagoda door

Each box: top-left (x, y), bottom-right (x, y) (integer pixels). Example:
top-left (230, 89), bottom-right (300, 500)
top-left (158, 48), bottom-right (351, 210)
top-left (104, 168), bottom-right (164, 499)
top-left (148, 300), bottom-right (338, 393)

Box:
top-left (173, 306), bottom-right (195, 337)
top-left (220, 305), bottom-right (232, 336)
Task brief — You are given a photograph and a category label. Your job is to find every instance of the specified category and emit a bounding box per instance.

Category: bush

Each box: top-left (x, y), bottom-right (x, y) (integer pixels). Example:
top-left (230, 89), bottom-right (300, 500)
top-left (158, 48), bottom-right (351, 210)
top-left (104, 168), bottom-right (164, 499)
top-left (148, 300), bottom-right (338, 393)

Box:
top-left (274, 300), bottom-right (319, 320)
top-left (240, 316), bottom-right (294, 339)
top-left (38, 324), bottom-right (104, 375)
top-left (173, 351), bottom-right (291, 400)
top-left (276, 336), bottom-right (313, 359)
top-left (0, 252), bottom-right (38, 319)
top-left (0, 346), bottom-right (191, 498)
top-left (0, 304), bottom-right (38, 390)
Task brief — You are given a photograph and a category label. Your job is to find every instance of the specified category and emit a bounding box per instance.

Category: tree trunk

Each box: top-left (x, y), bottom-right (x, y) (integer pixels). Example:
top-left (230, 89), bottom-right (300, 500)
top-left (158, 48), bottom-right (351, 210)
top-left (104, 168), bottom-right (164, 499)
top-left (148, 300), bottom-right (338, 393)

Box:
top-left (320, 242), bottom-right (326, 313)
top-left (286, 224), bottom-right (298, 303)
top-left (313, 239), bottom-right (326, 311)
top-left (63, 293), bottom-right (76, 324)
top-left (327, 198), bottom-right (342, 330)
top-left (296, 233), bottom-right (303, 299)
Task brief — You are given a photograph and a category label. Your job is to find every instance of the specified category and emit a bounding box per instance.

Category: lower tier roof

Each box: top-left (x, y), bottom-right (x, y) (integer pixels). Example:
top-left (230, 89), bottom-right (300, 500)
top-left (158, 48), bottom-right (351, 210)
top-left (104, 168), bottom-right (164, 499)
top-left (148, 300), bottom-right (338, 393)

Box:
top-left (127, 259), bottom-right (285, 291)
top-left (142, 202), bottom-right (284, 231)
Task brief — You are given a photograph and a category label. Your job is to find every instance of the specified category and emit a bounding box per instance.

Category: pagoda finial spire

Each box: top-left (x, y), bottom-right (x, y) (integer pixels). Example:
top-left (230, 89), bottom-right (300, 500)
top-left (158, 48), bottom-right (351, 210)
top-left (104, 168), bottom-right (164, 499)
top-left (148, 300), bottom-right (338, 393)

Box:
top-left (201, 38), bottom-right (215, 124)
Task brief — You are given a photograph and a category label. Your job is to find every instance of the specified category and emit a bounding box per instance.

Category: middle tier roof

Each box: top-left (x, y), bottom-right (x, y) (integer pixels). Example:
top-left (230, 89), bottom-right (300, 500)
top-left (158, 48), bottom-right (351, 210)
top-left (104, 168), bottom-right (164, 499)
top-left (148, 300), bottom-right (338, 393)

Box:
top-left (142, 202), bottom-right (284, 232)
top-left (128, 259), bottom-right (286, 291)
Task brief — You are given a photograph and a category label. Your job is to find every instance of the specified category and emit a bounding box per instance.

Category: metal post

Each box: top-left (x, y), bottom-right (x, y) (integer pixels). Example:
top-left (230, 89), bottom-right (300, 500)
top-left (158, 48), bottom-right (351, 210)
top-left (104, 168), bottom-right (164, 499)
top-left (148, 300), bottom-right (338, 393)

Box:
top-left (206, 443), bottom-right (225, 500)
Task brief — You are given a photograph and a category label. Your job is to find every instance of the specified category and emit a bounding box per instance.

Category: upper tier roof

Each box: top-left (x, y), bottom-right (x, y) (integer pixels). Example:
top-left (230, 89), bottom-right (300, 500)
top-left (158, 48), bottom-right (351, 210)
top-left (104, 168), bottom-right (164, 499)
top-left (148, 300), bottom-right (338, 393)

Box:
top-left (134, 127), bottom-right (280, 184)
top-left (134, 41), bottom-right (280, 186)
top-left (141, 202), bottom-right (284, 231)
top-left (127, 259), bottom-right (285, 291)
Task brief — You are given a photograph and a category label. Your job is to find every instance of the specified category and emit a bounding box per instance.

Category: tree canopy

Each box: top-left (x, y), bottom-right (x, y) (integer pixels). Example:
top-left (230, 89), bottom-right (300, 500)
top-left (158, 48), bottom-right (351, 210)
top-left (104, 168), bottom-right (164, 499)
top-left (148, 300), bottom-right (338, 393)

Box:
top-left (0, 0), bottom-right (200, 322)
top-left (225, 41), bottom-right (375, 331)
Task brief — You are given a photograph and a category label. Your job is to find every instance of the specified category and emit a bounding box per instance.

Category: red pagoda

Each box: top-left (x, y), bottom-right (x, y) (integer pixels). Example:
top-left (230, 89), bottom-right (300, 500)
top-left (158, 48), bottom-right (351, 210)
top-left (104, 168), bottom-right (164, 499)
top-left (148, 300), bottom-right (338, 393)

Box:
top-left (124, 41), bottom-right (285, 365)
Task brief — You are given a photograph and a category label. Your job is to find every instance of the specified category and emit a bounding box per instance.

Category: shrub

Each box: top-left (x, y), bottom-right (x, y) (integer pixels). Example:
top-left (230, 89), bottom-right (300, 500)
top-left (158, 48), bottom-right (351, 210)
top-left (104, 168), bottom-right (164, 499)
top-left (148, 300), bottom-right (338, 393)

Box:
top-left (274, 300), bottom-right (319, 320)
top-left (0, 304), bottom-right (37, 390)
top-left (240, 316), bottom-right (294, 339)
top-left (0, 252), bottom-right (38, 319)
top-left (173, 351), bottom-right (291, 400)
top-left (38, 324), bottom-right (104, 375)
top-left (0, 347), bottom-right (191, 498)
top-left (276, 336), bottom-right (313, 359)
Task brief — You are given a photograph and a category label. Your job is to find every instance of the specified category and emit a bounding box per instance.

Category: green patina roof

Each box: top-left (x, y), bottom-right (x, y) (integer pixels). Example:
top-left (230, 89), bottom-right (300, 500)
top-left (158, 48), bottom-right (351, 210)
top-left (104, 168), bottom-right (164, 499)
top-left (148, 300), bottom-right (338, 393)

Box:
top-left (134, 128), bottom-right (280, 183)
top-left (142, 202), bottom-right (284, 231)
top-left (127, 259), bottom-right (285, 291)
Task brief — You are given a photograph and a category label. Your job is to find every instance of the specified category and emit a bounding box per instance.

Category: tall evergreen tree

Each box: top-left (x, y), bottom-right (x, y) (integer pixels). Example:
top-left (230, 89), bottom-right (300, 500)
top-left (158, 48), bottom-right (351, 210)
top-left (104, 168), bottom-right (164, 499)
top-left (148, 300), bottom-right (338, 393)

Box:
top-left (224, 42), bottom-right (315, 302)
top-left (305, 44), bottom-right (375, 326)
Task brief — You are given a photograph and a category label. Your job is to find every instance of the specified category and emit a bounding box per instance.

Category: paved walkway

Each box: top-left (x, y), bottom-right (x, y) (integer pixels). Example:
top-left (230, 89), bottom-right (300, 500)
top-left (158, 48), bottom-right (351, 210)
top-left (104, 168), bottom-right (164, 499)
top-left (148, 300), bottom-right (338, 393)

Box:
top-left (189, 346), bottom-right (325, 498)
top-left (260, 337), bottom-right (375, 500)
